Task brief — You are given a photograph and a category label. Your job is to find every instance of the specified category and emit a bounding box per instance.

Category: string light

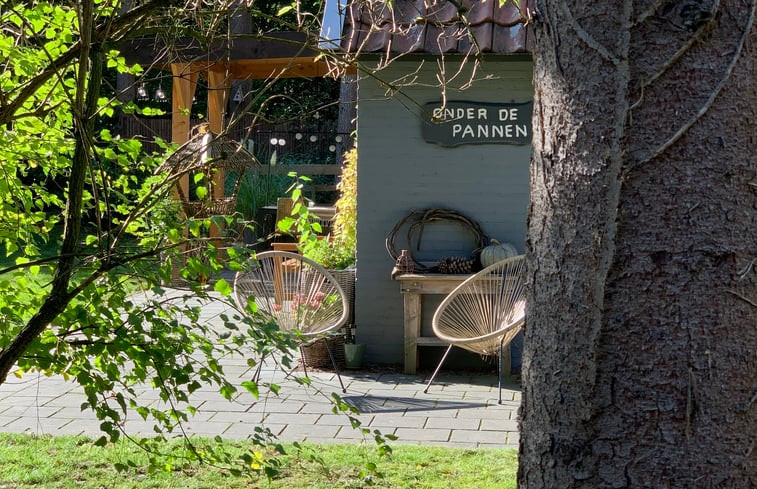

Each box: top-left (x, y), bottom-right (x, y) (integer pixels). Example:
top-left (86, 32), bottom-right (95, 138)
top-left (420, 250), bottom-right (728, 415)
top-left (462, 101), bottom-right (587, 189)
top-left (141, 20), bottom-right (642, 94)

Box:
top-left (154, 84), bottom-right (167, 102)
top-left (136, 83), bottom-right (149, 101)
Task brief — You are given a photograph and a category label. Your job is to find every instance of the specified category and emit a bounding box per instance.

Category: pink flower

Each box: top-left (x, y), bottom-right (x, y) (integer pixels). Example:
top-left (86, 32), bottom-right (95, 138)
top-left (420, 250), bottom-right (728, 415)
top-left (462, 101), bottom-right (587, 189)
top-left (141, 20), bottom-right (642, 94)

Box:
top-left (272, 304), bottom-right (282, 312)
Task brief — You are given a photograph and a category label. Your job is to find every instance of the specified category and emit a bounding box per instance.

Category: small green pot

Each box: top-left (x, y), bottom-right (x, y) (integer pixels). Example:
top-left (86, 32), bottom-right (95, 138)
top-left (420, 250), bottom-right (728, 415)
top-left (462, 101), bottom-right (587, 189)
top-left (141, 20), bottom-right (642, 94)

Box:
top-left (344, 343), bottom-right (365, 369)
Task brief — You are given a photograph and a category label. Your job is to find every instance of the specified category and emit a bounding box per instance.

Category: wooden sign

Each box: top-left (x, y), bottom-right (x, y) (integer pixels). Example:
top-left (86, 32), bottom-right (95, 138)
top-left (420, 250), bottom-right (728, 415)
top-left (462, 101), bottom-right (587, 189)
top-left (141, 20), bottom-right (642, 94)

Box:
top-left (422, 100), bottom-right (533, 147)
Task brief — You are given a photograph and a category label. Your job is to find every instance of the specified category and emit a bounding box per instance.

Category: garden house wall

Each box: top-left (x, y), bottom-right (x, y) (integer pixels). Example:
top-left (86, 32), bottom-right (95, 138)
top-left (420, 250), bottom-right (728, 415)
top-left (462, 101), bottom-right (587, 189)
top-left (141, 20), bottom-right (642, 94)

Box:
top-left (354, 57), bottom-right (533, 368)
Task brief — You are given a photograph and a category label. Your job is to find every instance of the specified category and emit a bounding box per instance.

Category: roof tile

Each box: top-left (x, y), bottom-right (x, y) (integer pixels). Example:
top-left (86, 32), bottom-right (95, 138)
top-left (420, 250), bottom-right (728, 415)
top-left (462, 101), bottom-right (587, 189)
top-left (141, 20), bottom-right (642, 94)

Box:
top-left (424, 0), bottom-right (460, 24)
top-left (341, 0), bottom-right (532, 55)
top-left (391, 22), bottom-right (427, 53)
top-left (424, 22), bottom-right (464, 53)
top-left (458, 22), bottom-right (494, 54)
top-left (464, 0), bottom-right (495, 25)
top-left (492, 23), bottom-right (528, 54)
top-left (359, 0), bottom-right (394, 26)
top-left (493, 1), bottom-right (526, 26)
top-left (392, 0), bottom-right (429, 25)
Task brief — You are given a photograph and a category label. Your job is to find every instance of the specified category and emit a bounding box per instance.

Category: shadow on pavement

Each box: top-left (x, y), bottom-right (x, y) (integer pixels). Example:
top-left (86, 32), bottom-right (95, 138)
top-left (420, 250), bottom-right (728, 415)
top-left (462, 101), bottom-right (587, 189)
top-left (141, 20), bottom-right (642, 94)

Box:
top-left (342, 394), bottom-right (487, 414)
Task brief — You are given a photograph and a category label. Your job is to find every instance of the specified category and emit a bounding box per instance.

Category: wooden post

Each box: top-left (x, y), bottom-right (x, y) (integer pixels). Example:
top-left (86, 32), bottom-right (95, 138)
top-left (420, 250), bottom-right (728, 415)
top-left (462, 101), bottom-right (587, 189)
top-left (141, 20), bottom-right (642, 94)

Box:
top-left (206, 68), bottom-right (231, 200)
top-left (206, 68), bottom-right (231, 248)
top-left (171, 63), bottom-right (199, 200)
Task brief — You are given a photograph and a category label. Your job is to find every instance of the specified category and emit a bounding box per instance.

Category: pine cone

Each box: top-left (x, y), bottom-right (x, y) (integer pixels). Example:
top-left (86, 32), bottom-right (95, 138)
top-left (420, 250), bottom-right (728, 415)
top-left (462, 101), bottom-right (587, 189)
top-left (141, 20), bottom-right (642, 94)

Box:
top-left (437, 256), bottom-right (475, 274)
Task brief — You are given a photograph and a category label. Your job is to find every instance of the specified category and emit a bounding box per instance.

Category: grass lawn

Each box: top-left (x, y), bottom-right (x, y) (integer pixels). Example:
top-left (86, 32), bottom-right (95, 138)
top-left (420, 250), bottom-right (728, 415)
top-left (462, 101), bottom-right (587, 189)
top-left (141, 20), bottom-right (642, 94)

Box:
top-left (0, 433), bottom-right (518, 488)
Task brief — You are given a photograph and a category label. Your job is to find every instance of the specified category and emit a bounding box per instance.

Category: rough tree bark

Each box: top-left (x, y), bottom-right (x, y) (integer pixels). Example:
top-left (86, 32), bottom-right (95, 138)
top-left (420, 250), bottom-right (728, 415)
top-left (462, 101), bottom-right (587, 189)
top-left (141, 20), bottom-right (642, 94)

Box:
top-left (519, 1), bottom-right (756, 487)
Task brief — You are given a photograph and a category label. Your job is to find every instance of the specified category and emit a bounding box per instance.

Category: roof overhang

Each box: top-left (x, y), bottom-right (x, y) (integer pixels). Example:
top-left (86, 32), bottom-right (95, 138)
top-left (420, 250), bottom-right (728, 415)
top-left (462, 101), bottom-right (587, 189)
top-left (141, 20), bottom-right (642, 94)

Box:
top-left (119, 31), bottom-right (355, 79)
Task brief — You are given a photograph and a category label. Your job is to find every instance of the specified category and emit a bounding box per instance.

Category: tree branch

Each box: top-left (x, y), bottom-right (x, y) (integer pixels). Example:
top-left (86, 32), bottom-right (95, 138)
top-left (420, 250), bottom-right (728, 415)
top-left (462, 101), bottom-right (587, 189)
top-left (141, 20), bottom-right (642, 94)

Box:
top-left (0, 0), bottom-right (175, 127)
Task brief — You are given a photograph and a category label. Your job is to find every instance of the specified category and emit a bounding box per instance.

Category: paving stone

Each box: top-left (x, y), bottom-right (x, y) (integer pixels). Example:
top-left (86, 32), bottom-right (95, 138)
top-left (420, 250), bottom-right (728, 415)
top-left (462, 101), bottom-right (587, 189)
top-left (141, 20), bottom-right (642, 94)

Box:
top-left (304, 436), bottom-right (361, 444)
top-left (315, 413), bottom-right (363, 427)
top-left (120, 419), bottom-right (165, 434)
top-left (387, 437), bottom-right (423, 445)
top-left (278, 423), bottom-right (340, 440)
top-left (450, 429), bottom-right (506, 445)
top-left (0, 405), bottom-right (62, 418)
top-left (480, 418), bottom-right (519, 432)
top-left (182, 421), bottom-right (235, 436)
top-left (334, 426), bottom-right (370, 440)
top-left (369, 414), bottom-right (427, 429)
top-left (43, 393), bottom-right (89, 407)
top-left (506, 432), bottom-right (520, 445)
top-left (0, 416), bottom-right (20, 427)
top-left (478, 442), bottom-right (517, 449)
top-left (51, 406), bottom-right (99, 419)
top-left (197, 399), bottom-right (256, 412)
top-left (263, 412), bottom-right (320, 426)
top-left (377, 374), bottom-right (427, 385)
top-left (394, 427), bottom-right (451, 442)
top-left (336, 425), bottom-right (396, 441)
top-left (51, 421), bottom-right (87, 436)
top-left (4, 416), bottom-right (71, 434)
top-left (299, 402), bottom-right (339, 415)
top-left (456, 406), bottom-right (513, 419)
top-left (425, 416), bottom-right (480, 430)
top-left (254, 400), bottom-right (306, 415)
top-left (364, 388), bottom-right (407, 398)
top-left (232, 422), bottom-right (285, 439)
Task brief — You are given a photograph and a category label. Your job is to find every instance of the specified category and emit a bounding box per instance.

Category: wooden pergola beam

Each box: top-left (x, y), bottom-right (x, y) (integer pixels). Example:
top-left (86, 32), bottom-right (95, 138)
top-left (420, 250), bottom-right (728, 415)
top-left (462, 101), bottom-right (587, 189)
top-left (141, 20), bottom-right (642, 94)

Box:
top-left (171, 63), bottom-right (199, 200)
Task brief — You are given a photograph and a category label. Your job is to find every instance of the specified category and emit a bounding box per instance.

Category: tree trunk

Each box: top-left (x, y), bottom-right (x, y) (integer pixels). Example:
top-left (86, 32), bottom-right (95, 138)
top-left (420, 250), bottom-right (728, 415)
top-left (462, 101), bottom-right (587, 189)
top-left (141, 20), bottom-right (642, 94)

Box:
top-left (519, 1), bottom-right (756, 487)
top-left (0, 1), bottom-right (104, 383)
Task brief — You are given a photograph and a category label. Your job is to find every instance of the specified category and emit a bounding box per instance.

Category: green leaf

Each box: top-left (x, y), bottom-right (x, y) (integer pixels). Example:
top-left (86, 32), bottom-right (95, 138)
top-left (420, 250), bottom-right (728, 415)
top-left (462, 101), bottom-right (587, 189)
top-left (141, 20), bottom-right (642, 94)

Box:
top-left (213, 278), bottom-right (231, 295)
top-left (241, 381), bottom-right (259, 399)
top-left (277, 4), bottom-right (294, 16)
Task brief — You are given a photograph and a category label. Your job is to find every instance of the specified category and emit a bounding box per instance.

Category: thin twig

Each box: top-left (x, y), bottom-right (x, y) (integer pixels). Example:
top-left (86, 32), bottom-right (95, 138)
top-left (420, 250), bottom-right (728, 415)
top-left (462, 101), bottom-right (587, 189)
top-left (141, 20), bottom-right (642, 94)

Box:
top-left (633, 0), bottom-right (668, 26)
top-left (560, 0), bottom-right (620, 65)
top-left (728, 290), bottom-right (757, 308)
top-left (631, 0), bottom-right (721, 112)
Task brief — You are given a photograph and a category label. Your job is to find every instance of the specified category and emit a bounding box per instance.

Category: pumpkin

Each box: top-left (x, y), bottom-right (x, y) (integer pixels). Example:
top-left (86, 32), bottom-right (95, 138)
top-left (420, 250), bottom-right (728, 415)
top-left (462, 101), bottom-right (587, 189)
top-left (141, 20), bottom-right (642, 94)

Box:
top-left (479, 239), bottom-right (518, 267)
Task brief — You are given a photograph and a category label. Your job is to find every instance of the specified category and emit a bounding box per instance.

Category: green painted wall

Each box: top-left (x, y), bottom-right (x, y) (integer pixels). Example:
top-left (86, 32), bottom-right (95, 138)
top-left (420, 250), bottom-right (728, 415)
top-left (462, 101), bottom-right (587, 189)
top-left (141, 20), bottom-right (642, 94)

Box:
top-left (355, 57), bottom-right (533, 366)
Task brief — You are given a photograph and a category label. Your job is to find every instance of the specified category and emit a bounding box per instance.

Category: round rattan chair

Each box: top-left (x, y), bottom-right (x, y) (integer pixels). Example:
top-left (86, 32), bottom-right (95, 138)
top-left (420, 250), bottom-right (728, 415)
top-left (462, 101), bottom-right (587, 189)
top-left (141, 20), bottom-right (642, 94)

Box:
top-left (425, 255), bottom-right (526, 403)
top-left (233, 251), bottom-right (350, 392)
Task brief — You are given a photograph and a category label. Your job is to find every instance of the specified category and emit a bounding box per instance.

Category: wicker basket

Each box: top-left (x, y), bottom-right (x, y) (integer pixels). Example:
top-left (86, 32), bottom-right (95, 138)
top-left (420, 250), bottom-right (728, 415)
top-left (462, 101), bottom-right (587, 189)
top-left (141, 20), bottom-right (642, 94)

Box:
top-left (301, 336), bottom-right (345, 369)
top-left (329, 268), bottom-right (356, 326)
top-left (181, 199), bottom-right (237, 218)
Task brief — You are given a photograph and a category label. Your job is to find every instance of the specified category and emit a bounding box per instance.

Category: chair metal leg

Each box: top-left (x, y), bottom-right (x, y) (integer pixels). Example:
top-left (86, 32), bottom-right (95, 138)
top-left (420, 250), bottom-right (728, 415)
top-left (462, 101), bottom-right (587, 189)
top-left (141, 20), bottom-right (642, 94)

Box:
top-left (498, 336), bottom-right (505, 404)
top-left (252, 354), bottom-right (266, 383)
top-left (299, 346), bottom-right (309, 379)
top-left (323, 337), bottom-right (346, 393)
top-left (424, 344), bottom-right (454, 394)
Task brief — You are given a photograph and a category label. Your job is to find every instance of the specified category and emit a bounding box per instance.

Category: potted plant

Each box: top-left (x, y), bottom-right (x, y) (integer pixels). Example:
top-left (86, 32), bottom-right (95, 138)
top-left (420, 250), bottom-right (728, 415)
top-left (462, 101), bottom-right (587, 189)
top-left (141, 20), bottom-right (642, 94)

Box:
top-left (278, 148), bottom-right (362, 367)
